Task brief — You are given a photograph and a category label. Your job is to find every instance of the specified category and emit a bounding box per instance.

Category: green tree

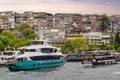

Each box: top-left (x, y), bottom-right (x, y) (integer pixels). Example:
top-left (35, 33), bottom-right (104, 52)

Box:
top-left (114, 32), bottom-right (120, 44)
top-left (64, 37), bottom-right (89, 54)
top-left (20, 39), bottom-right (30, 46)
top-left (1, 30), bottom-right (16, 39)
top-left (105, 44), bottom-right (115, 50)
top-left (89, 42), bottom-right (101, 51)
top-left (28, 34), bottom-right (38, 40)
top-left (0, 40), bottom-right (4, 51)
top-left (73, 37), bottom-right (88, 53)
top-left (7, 38), bottom-right (22, 48)
top-left (99, 14), bottom-right (110, 32)
top-left (64, 39), bottom-right (74, 53)
top-left (0, 35), bottom-right (9, 46)
top-left (114, 32), bottom-right (120, 49)
top-left (22, 28), bottom-right (34, 38)
top-left (117, 47), bottom-right (120, 52)
top-left (17, 23), bottom-right (31, 32)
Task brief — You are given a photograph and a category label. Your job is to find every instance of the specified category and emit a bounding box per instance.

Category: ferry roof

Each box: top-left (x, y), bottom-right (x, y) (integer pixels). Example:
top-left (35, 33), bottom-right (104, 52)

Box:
top-left (16, 52), bottom-right (64, 58)
top-left (18, 45), bottom-right (59, 50)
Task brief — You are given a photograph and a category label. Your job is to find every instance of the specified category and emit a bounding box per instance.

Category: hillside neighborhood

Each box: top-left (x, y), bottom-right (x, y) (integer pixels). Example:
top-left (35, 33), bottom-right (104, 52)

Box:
top-left (0, 11), bottom-right (120, 53)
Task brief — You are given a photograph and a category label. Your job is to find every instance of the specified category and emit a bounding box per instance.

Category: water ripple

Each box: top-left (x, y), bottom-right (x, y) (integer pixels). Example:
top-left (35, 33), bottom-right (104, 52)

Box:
top-left (0, 62), bottom-right (120, 80)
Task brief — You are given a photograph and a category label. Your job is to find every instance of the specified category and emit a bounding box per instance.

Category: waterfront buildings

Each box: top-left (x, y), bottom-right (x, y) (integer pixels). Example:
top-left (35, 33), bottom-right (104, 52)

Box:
top-left (0, 11), bottom-right (119, 45)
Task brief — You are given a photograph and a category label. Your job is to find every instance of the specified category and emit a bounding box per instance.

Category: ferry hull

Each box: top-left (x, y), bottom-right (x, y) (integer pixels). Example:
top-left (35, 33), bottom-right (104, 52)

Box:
top-left (6, 59), bottom-right (66, 71)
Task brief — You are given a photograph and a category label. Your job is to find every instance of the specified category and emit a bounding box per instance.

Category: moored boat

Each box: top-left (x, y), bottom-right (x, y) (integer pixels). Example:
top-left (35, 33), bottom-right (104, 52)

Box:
top-left (82, 50), bottom-right (117, 65)
top-left (0, 47), bottom-right (21, 67)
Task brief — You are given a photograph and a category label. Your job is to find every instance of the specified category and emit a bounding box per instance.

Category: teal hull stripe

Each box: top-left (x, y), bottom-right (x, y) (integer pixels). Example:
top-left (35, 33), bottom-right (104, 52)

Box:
top-left (7, 59), bottom-right (66, 71)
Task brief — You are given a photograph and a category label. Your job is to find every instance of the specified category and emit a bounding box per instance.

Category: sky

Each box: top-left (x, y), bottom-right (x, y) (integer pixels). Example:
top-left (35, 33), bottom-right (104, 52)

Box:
top-left (0, 0), bottom-right (120, 15)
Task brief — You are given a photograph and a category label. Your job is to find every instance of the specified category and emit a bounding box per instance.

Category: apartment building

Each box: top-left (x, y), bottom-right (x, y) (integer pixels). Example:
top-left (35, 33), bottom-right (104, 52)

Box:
top-left (0, 11), bottom-right (15, 29)
top-left (82, 14), bottom-right (99, 32)
top-left (0, 15), bottom-right (9, 29)
top-left (85, 32), bottom-right (110, 44)
top-left (110, 15), bottom-right (120, 33)
top-left (54, 13), bottom-right (73, 29)
top-left (72, 14), bottom-right (82, 33)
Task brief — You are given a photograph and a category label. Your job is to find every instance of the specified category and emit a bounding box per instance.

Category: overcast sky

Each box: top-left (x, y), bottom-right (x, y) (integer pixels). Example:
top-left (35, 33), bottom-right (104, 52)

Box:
top-left (0, 0), bottom-right (120, 15)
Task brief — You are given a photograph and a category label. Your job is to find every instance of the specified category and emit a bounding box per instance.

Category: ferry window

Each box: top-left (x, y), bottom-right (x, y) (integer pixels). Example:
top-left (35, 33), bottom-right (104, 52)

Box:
top-left (54, 49), bottom-right (57, 53)
top-left (30, 49), bottom-right (36, 52)
top-left (30, 56), bottom-right (61, 61)
top-left (18, 58), bottom-right (23, 61)
top-left (40, 48), bottom-right (53, 53)
top-left (25, 49), bottom-right (30, 52)
top-left (1, 58), bottom-right (4, 60)
top-left (47, 42), bottom-right (54, 46)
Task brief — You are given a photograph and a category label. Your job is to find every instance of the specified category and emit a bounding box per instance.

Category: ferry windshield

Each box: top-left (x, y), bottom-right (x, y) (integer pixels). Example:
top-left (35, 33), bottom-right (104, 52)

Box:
top-left (24, 49), bottom-right (36, 52)
top-left (40, 48), bottom-right (53, 53)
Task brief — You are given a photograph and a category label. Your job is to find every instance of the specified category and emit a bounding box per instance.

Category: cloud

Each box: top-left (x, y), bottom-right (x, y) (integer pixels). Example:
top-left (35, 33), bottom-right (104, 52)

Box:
top-left (0, 0), bottom-right (119, 15)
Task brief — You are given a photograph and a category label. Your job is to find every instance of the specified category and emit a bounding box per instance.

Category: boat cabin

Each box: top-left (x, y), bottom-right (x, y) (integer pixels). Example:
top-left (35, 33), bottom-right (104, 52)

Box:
top-left (18, 45), bottom-right (60, 54)
top-left (82, 50), bottom-right (117, 65)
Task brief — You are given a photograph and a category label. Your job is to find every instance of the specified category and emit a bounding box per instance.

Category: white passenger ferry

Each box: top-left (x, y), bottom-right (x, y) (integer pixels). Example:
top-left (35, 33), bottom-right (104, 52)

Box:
top-left (6, 38), bottom-right (66, 71)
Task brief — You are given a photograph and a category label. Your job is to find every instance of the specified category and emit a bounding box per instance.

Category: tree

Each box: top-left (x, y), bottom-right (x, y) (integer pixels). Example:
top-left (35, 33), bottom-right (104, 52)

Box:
top-left (73, 37), bottom-right (89, 53)
top-left (114, 32), bottom-right (120, 49)
top-left (117, 47), bottom-right (120, 52)
top-left (1, 30), bottom-right (16, 39)
top-left (20, 39), bottom-right (30, 46)
top-left (22, 28), bottom-right (34, 38)
top-left (115, 32), bottom-right (120, 44)
top-left (28, 34), bottom-right (38, 40)
top-left (0, 35), bottom-right (9, 46)
top-left (7, 38), bottom-right (22, 48)
top-left (64, 37), bottom-right (89, 54)
top-left (89, 42), bottom-right (101, 51)
top-left (0, 40), bottom-right (4, 51)
top-left (17, 23), bottom-right (31, 32)
top-left (64, 39), bottom-right (74, 53)
top-left (99, 14), bottom-right (110, 32)
top-left (105, 44), bottom-right (115, 50)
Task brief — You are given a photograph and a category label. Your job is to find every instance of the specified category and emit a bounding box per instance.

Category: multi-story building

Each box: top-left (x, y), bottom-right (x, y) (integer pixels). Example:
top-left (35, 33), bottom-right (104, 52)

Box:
top-left (65, 34), bottom-right (84, 39)
top-left (34, 28), bottom-right (65, 46)
top-left (7, 11), bottom-right (15, 29)
top-left (110, 15), bottom-right (120, 33)
top-left (0, 15), bottom-right (9, 29)
top-left (15, 11), bottom-right (54, 29)
top-left (82, 14), bottom-right (99, 32)
top-left (15, 12), bottom-right (28, 26)
top-left (85, 32), bottom-right (110, 44)
top-left (0, 11), bottom-right (15, 29)
top-left (54, 13), bottom-right (73, 32)
top-left (72, 14), bottom-right (82, 33)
